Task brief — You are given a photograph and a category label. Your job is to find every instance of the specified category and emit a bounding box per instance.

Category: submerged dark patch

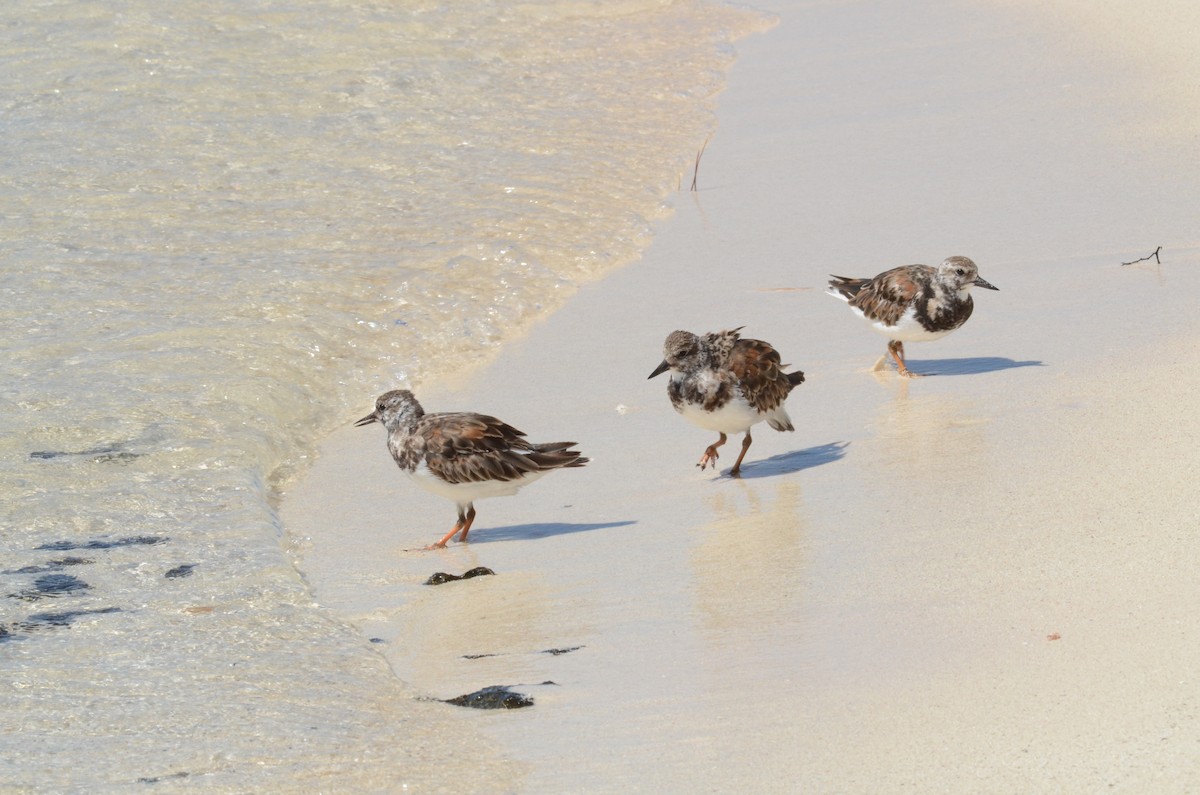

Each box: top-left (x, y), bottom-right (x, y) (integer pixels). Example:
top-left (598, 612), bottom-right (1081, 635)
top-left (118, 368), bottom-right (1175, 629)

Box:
top-left (164, 564), bottom-right (196, 579)
top-left (37, 536), bottom-right (168, 551)
top-left (424, 566), bottom-right (495, 586)
top-left (30, 444), bottom-right (121, 460)
top-left (462, 646), bottom-right (583, 660)
top-left (27, 607), bottom-right (122, 626)
top-left (442, 685), bottom-right (536, 710)
top-left (92, 451), bottom-right (143, 464)
top-left (34, 574), bottom-right (90, 596)
top-left (137, 772), bottom-right (190, 784)
top-left (29, 444), bottom-right (143, 463)
top-left (8, 574), bottom-right (91, 602)
top-left (6, 557), bottom-right (93, 575)
top-left (0, 606), bottom-right (122, 643)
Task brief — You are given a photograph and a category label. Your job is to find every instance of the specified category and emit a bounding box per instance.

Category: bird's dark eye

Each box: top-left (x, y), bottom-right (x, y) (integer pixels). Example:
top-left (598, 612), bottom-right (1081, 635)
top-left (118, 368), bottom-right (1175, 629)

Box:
top-left (955, 268), bottom-right (965, 276)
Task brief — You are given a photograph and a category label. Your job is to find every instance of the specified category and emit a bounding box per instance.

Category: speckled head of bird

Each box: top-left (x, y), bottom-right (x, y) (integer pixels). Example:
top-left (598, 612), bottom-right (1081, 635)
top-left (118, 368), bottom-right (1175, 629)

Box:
top-left (937, 256), bottom-right (998, 292)
top-left (355, 389), bottom-right (424, 429)
top-left (648, 330), bottom-right (701, 379)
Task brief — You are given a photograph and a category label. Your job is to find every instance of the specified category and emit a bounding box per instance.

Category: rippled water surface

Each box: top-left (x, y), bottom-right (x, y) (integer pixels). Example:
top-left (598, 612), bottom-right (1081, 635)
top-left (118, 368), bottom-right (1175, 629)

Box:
top-left (0, 0), bottom-right (765, 788)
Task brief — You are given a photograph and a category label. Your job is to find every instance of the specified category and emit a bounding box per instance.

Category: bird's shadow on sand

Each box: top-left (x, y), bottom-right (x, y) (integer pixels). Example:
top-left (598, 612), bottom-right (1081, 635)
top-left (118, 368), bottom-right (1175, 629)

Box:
top-left (471, 520), bottom-right (636, 544)
top-left (903, 356), bottom-right (1045, 376)
top-left (734, 441), bottom-right (848, 480)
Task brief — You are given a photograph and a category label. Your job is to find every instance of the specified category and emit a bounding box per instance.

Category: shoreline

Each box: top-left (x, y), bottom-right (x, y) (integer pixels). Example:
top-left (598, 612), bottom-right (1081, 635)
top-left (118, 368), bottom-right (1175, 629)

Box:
top-left (282, 0), bottom-right (1200, 790)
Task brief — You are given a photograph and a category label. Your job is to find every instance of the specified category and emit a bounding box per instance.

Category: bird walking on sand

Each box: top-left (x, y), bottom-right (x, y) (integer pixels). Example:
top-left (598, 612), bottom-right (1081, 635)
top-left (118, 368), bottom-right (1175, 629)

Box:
top-left (649, 328), bottom-right (805, 476)
top-left (826, 256), bottom-right (998, 377)
top-left (356, 390), bottom-right (588, 548)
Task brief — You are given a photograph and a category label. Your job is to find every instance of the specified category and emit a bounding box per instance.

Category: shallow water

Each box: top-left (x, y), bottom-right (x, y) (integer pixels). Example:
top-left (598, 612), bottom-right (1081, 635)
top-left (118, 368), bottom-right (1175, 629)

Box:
top-left (0, 0), bottom-right (766, 788)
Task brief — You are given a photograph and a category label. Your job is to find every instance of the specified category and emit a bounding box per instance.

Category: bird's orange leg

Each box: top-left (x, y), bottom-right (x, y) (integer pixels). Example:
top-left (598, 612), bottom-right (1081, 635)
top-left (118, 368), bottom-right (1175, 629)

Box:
top-left (428, 505), bottom-right (474, 549)
top-left (888, 340), bottom-right (922, 378)
top-left (457, 505), bottom-right (477, 543)
top-left (698, 433), bottom-right (728, 471)
top-left (729, 432), bottom-right (753, 476)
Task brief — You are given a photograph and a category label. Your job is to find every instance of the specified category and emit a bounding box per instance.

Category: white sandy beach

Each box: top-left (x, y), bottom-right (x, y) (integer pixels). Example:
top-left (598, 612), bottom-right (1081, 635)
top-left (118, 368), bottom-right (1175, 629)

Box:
top-left (283, 0), bottom-right (1200, 791)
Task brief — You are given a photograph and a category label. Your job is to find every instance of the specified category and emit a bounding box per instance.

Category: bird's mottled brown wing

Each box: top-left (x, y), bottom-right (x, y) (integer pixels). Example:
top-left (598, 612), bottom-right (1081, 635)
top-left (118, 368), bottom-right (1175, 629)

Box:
top-left (728, 338), bottom-right (802, 413)
top-left (848, 265), bottom-right (927, 326)
top-left (420, 412), bottom-right (539, 484)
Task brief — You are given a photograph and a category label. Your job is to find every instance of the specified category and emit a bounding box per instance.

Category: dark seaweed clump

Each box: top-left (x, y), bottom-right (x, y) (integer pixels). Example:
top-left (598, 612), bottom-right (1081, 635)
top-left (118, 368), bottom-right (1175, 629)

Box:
top-left (425, 566), bottom-right (495, 586)
top-left (442, 685), bottom-right (536, 710)
top-left (164, 564), bottom-right (196, 579)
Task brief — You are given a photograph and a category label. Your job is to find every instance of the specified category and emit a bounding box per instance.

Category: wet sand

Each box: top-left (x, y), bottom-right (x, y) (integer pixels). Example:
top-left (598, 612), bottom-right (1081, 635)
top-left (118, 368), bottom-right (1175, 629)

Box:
top-left (282, 1), bottom-right (1200, 790)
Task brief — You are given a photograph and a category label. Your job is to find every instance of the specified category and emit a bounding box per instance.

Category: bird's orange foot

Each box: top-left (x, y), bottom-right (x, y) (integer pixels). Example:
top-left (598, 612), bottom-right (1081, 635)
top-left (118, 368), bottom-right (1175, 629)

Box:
top-left (696, 447), bottom-right (720, 470)
top-left (428, 523), bottom-right (466, 549)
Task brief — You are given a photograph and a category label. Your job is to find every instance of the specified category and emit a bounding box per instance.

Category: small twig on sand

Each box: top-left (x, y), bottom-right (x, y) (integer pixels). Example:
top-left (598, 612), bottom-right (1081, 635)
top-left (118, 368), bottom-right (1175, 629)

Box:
top-left (689, 136), bottom-right (711, 192)
top-left (1121, 246), bottom-right (1162, 266)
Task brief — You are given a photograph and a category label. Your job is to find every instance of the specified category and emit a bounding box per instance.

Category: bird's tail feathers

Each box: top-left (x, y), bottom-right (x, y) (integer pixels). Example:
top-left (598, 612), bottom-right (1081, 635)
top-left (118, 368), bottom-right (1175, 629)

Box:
top-left (527, 448), bottom-right (589, 470)
top-left (766, 408), bottom-right (795, 433)
top-left (532, 441), bottom-right (577, 453)
top-left (826, 275), bottom-right (866, 301)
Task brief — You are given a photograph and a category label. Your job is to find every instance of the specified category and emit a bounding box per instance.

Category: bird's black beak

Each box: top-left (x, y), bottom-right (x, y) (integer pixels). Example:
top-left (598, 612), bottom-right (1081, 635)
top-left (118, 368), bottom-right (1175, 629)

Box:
top-left (974, 276), bottom-right (999, 291)
top-left (648, 360), bottom-right (670, 379)
top-left (354, 412), bottom-right (378, 427)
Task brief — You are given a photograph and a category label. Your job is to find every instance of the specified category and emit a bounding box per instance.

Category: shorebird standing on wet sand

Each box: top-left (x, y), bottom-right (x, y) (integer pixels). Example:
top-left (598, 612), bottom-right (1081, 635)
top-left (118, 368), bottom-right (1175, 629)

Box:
top-left (826, 256), bottom-right (998, 377)
top-left (649, 328), bottom-right (805, 477)
top-left (356, 389), bottom-right (588, 548)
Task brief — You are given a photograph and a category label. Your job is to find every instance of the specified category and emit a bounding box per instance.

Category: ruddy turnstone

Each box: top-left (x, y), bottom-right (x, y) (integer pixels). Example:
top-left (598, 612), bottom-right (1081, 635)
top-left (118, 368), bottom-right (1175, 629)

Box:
top-left (827, 256), bottom-right (998, 377)
top-left (356, 390), bottom-right (588, 548)
top-left (648, 328), bottom-right (805, 476)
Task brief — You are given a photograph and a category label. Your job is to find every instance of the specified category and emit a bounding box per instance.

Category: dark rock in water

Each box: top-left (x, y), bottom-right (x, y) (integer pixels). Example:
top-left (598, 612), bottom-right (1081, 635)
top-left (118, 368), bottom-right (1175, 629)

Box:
top-left (442, 685), bottom-right (535, 710)
top-left (164, 564), bottom-right (196, 579)
top-left (37, 536), bottom-right (167, 551)
top-left (368, 637), bottom-right (386, 644)
top-left (424, 566), bottom-right (495, 586)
